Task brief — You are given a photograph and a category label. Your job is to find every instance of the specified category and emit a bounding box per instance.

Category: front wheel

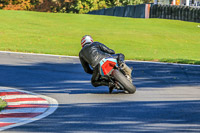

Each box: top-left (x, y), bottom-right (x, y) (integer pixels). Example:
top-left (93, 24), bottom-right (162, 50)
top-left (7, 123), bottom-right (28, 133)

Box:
top-left (112, 69), bottom-right (136, 94)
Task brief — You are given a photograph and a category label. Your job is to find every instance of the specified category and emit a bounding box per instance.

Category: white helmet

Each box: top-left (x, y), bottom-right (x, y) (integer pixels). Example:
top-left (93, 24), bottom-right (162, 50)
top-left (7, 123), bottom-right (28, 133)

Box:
top-left (81, 35), bottom-right (93, 47)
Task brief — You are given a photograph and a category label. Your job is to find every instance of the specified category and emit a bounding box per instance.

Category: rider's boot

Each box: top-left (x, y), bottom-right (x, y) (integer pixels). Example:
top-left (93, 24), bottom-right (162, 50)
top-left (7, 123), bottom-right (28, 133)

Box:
top-left (108, 82), bottom-right (115, 94)
top-left (120, 63), bottom-right (133, 82)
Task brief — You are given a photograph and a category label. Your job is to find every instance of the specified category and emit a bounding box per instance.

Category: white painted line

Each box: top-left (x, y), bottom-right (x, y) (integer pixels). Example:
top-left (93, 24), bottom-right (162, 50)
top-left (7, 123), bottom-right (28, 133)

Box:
top-left (0, 51), bottom-right (79, 59)
top-left (61, 80), bottom-right (91, 83)
top-left (126, 60), bottom-right (200, 67)
top-left (0, 89), bottom-right (20, 92)
top-left (1, 95), bottom-right (42, 99)
top-left (7, 101), bottom-right (48, 105)
top-left (0, 108), bottom-right (47, 114)
top-left (0, 118), bottom-right (31, 123)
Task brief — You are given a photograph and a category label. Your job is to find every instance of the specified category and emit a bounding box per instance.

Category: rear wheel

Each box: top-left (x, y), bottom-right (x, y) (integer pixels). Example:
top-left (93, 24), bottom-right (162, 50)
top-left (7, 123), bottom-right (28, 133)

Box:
top-left (112, 69), bottom-right (136, 94)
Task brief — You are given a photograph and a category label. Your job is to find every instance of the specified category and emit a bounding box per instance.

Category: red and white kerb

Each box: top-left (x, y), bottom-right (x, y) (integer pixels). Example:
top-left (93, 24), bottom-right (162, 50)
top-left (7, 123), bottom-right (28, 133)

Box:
top-left (0, 88), bottom-right (58, 131)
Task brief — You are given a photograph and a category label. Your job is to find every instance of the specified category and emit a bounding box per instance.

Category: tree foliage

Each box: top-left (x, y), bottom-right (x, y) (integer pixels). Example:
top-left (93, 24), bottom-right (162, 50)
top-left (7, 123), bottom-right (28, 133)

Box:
top-left (0, 0), bottom-right (153, 13)
top-left (66, 0), bottom-right (152, 13)
top-left (0, 0), bottom-right (40, 10)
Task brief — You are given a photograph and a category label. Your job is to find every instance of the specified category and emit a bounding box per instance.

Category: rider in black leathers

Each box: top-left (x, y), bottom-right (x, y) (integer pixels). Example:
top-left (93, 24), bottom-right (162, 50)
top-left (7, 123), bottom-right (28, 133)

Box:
top-left (79, 35), bottom-right (125, 90)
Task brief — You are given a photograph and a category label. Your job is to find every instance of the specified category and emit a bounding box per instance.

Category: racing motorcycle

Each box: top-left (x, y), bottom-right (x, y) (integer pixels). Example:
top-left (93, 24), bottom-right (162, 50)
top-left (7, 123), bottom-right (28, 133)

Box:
top-left (99, 57), bottom-right (136, 94)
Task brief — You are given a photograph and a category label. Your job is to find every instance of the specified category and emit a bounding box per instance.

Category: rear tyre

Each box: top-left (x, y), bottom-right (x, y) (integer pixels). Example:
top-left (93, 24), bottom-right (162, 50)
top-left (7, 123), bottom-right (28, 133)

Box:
top-left (112, 69), bottom-right (136, 94)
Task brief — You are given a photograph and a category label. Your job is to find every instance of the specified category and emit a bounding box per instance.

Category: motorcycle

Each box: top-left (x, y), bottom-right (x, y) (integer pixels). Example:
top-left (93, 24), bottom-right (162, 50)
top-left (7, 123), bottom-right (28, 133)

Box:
top-left (99, 57), bottom-right (136, 94)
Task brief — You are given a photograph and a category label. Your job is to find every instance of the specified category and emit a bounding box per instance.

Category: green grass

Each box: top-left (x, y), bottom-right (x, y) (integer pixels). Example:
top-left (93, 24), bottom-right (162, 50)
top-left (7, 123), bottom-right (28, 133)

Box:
top-left (0, 98), bottom-right (6, 112)
top-left (0, 10), bottom-right (200, 64)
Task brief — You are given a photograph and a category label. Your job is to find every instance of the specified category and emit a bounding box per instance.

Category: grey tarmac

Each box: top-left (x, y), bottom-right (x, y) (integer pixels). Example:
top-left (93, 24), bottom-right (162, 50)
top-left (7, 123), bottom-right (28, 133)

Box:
top-left (0, 51), bottom-right (200, 133)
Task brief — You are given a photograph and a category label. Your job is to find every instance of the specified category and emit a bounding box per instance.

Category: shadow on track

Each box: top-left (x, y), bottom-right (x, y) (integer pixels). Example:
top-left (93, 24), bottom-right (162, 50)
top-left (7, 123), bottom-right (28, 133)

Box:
top-left (7, 100), bottom-right (200, 132)
top-left (1, 61), bottom-right (200, 132)
top-left (0, 61), bottom-right (200, 94)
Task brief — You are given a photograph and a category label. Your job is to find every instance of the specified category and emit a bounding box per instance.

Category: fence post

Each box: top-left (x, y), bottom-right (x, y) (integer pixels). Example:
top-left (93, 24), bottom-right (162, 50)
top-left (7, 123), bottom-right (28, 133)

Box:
top-left (150, 4), bottom-right (153, 18)
top-left (161, 5), bottom-right (165, 18)
top-left (186, 6), bottom-right (190, 21)
top-left (182, 6), bottom-right (186, 21)
top-left (164, 5), bottom-right (168, 19)
top-left (174, 6), bottom-right (180, 20)
top-left (194, 8), bottom-right (198, 23)
top-left (171, 5), bottom-right (175, 19)
top-left (191, 7), bottom-right (195, 22)
top-left (157, 4), bottom-right (162, 18)
top-left (151, 4), bottom-right (157, 18)
top-left (165, 5), bottom-right (168, 19)
top-left (169, 5), bottom-right (172, 19)
top-left (189, 7), bottom-right (194, 22)
top-left (180, 6), bottom-right (183, 20)
top-left (176, 6), bottom-right (180, 20)
top-left (198, 8), bottom-right (200, 23)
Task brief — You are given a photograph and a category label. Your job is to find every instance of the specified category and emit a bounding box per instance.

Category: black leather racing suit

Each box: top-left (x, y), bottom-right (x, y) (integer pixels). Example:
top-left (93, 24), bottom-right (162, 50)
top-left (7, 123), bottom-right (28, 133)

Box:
top-left (79, 42), bottom-right (125, 87)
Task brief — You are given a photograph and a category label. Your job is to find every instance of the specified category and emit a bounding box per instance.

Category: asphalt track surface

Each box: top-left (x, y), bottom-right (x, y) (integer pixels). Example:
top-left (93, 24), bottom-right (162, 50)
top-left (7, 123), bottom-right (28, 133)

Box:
top-left (0, 51), bottom-right (200, 133)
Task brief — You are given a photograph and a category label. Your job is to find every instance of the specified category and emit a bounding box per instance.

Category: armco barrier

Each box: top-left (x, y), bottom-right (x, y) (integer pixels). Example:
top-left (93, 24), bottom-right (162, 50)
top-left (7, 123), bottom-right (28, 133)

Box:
top-left (114, 6), bottom-right (125, 17)
top-left (88, 10), bottom-right (97, 15)
top-left (104, 7), bottom-right (115, 16)
top-left (87, 4), bottom-right (199, 23)
top-left (134, 4), bottom-right (146, 18)
top-left (96, 9), bottom-right (105, 15)
top-left (124, 5), bottom-right (136, 17)
top-left (88, 4), bottom-right (151, 19)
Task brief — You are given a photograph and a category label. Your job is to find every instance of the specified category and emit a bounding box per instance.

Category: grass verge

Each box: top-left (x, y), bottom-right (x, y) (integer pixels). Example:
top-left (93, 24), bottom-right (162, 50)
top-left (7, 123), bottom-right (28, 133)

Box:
top-left (0, 10), bottom-right (200, 64)
top-left (0, 98), bottom-right (7, 112)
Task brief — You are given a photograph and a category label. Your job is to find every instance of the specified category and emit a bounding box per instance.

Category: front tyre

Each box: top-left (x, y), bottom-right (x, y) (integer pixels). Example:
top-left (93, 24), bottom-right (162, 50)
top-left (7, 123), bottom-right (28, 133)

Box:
top-left (112, 69), bottom-right (136, 94)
